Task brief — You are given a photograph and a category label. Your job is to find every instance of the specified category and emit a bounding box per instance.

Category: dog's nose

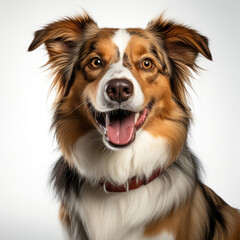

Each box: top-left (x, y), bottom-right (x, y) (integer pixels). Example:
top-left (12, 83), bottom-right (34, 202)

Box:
top-left (106, 79), bottom-right (133, 103)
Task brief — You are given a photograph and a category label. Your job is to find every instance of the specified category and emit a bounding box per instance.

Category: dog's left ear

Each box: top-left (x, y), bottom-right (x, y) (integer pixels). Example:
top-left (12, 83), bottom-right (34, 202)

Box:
top-left (147, 16), bottom-right (212, 109)
top-left (147, 16), bottom-right (212, 67)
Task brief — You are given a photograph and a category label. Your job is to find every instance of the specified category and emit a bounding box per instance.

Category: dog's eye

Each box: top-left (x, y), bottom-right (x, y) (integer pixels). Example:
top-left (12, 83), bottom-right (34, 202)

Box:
top-left (141, 59), bottom-right (154, 70)
top-left (90, 57), bottom-right (102, 69)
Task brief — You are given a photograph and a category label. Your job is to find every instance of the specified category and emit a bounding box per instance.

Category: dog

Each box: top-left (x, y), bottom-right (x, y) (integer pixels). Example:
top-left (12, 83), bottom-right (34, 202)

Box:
top-left (28, 13), bottom-right (240, 240)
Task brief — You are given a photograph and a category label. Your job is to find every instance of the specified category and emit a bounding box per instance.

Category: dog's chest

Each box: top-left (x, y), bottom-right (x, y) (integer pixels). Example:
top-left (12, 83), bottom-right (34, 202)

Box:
top-left (72, 181), bottom-right (173, 240)
top-left (75, 186), bottom-right (149, 240)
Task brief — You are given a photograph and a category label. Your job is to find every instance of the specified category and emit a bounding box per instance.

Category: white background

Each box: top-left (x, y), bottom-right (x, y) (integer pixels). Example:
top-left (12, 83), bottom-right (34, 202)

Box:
top-left (1, 0), bottom-right (240, 239)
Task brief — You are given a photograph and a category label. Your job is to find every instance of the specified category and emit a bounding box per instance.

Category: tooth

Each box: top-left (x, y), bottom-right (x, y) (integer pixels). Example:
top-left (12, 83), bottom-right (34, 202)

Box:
top-left (102, 126), bottom-right (106, 134)
top-left (105, 113), bottom-right (110, 126)
top-left (135, 112), bottom-right (140, 123)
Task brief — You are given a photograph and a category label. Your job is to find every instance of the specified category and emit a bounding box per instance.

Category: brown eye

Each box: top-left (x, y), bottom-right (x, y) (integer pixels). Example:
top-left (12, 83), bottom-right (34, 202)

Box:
top-left (90, 58), bottom-right (102, 69)
top-left (142, 59), bottom-right (153, 70)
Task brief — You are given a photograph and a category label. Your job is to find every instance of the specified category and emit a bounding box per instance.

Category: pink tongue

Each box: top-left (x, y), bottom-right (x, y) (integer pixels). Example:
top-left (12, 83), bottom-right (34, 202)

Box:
top-left (107, 112), bottom-right (135, 145)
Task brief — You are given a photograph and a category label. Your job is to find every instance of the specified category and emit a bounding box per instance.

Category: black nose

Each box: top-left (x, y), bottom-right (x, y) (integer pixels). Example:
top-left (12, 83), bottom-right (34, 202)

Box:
top-left (106, 79), bottom-right (133, 103)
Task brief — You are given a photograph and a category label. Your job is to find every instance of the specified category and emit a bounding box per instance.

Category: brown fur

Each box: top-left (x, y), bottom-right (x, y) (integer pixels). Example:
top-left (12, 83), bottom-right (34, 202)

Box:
top-left (59, 203), bottom-right (71, 226)
top-left (124, 34), bottom-right (190, 161)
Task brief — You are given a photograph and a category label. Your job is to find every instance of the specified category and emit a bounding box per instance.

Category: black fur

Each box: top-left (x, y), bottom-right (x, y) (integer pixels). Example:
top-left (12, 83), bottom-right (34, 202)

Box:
top-left (199, 182), bottom-right (227, 239)
top-left (50, 156), bottom-right (85, 198)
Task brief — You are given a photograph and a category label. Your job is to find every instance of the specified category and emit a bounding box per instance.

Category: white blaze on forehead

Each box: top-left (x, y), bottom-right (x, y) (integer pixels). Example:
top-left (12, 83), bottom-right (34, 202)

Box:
top-left (94, 28), bottom-right (144, 113)
top-left (112, 29), bottom-right (131, 60)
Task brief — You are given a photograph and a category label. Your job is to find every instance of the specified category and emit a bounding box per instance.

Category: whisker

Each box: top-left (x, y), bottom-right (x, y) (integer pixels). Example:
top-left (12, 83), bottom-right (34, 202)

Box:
top-left (71, 101), bottom-right (88, 114)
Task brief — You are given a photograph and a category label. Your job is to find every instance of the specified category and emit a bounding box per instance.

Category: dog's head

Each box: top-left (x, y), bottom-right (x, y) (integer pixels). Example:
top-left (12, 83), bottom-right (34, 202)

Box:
top-left (29, 14), bottom-right (211, 183)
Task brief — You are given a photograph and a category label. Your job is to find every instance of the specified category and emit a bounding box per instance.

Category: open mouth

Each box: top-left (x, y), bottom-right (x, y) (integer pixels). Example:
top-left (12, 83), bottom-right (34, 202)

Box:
top-left (88, 102), bottom-right (153, 147)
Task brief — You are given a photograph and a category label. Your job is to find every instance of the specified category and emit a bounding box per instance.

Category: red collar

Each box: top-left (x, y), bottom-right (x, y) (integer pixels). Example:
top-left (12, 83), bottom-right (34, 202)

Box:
top-left (100, 168), bottom-right (161, 192)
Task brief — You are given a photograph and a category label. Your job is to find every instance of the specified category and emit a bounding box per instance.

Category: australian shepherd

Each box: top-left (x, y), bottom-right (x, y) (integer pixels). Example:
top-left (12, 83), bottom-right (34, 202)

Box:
top-left (28, 13), bottom-right (240, 240)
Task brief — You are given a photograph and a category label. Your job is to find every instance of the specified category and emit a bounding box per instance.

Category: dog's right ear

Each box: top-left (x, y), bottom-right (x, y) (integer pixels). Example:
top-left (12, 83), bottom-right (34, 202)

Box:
top-left (28, 14), bottom-right (98, 97)
top-left (28, 13), bottom-right (97, 54)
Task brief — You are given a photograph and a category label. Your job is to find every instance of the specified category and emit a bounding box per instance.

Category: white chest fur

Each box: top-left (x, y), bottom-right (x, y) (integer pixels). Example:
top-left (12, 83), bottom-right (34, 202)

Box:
top-left (71, 165), bottom-right (192, 240)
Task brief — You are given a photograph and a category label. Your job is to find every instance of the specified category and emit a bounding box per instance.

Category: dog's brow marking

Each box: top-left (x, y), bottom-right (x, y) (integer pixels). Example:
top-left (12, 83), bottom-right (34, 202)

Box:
top-left (112, 29), bottom-right (131, 64)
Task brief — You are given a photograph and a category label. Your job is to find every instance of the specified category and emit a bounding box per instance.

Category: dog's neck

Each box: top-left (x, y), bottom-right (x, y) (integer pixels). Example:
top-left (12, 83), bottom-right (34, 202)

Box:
top-left (99, 168), bottom-right (162, 192)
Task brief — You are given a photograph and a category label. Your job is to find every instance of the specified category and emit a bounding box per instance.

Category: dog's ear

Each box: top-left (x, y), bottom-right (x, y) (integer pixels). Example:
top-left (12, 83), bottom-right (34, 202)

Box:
top-left (28, 13), bottom-right (97, 54)
top-left (147, 16), bottom-right (212, 109)
top-left (147, 15), bottom-right (212, 67)
top-left (28, 14), bottom-right (98, 97)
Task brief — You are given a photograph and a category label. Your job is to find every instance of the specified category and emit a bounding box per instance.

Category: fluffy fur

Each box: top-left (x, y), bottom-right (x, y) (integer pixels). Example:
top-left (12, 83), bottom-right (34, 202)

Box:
top-left (29, 13), bottom-right (240, 240)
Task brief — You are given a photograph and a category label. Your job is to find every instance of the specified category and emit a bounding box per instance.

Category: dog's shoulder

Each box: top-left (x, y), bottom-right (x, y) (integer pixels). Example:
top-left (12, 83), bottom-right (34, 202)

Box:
top-left (145, 182), bottom-right (240, 240)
